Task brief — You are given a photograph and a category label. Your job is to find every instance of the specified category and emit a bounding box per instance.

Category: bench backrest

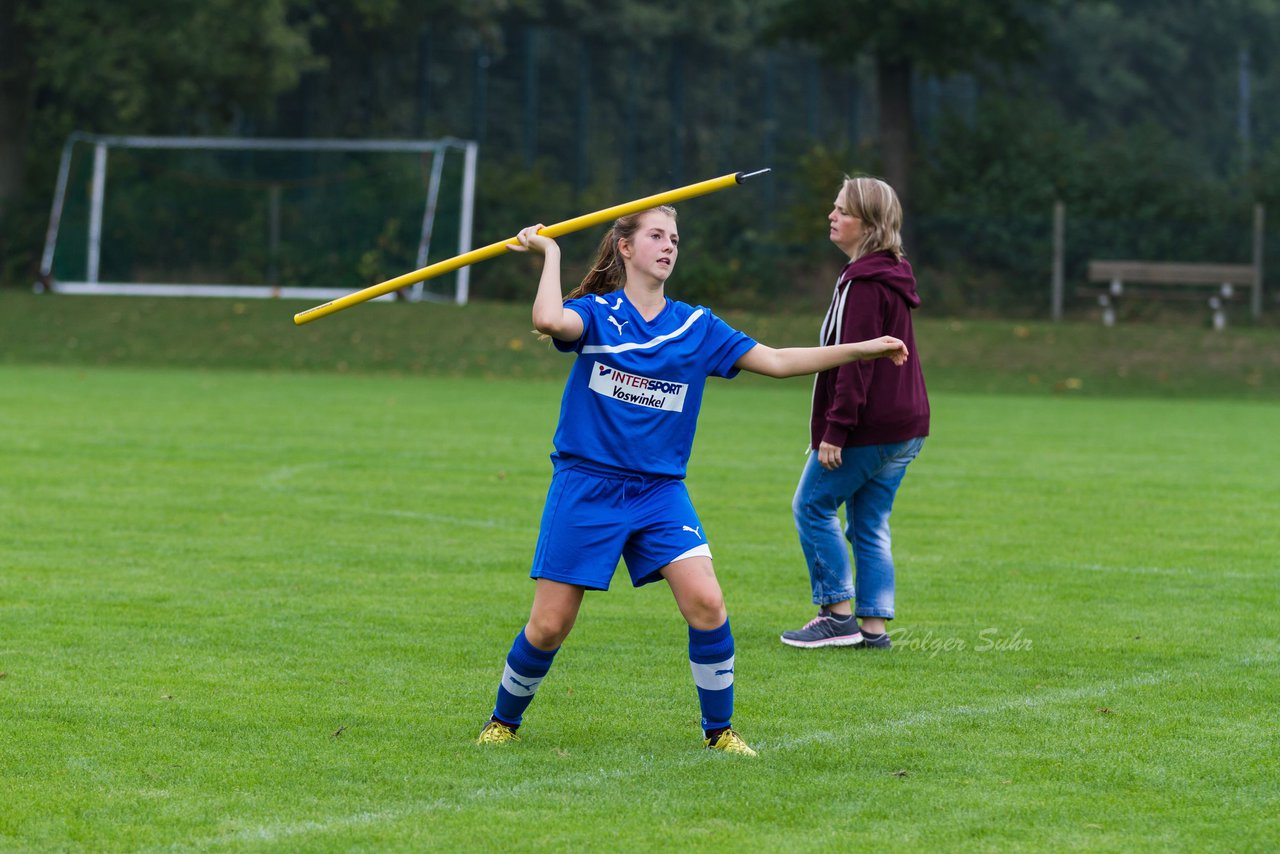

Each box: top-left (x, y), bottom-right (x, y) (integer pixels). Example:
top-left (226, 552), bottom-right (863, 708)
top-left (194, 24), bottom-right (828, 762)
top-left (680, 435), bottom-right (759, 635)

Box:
top-left (1087, 260), bottom-right (1258, 287)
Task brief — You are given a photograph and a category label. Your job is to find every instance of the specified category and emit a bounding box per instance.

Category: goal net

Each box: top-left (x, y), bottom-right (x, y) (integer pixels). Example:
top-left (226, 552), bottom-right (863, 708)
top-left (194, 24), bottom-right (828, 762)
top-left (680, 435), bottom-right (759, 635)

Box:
top-left (38, 133), bottom-right (478, 304)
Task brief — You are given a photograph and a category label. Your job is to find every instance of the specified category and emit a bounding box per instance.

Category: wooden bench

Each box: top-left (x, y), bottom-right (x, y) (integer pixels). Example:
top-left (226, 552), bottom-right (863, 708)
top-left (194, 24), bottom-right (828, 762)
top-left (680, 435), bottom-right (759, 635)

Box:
top-left (1082, 261), bottom-right (1260, 329)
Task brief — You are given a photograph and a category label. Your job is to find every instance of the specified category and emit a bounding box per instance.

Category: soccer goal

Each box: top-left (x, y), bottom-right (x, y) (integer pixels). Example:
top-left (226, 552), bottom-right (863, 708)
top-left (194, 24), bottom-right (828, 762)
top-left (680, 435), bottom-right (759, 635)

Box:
top-left (37, 132), bottom-right (478, 304)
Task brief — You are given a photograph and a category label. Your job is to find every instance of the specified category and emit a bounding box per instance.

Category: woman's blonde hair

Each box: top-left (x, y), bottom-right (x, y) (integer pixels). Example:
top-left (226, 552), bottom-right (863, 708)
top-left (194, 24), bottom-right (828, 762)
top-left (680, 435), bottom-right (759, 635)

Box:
top-left (839, 175), bottom-right (904, 260)
top-left (564, 205), bottom-right (678, 301)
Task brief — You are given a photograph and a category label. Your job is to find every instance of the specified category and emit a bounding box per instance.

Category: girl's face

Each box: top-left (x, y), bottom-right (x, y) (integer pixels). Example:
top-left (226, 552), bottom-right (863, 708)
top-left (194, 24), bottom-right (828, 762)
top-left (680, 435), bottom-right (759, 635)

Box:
top-left (829, 195), bottom-right (865, 257)
top-left (620, 211), bottom-right (679, 284)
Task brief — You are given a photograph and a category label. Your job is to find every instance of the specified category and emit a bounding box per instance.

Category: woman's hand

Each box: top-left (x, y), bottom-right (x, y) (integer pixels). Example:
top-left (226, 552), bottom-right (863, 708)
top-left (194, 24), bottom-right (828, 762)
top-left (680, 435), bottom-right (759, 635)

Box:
top-left (818, 441), bottom-right (843, 470)
top-left (507, 224), bottom-right (558, 255)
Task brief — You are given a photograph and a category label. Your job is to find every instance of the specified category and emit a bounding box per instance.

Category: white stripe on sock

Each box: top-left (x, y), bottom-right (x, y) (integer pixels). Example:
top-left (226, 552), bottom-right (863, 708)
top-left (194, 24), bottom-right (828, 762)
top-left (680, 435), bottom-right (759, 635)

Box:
top-left (690, 655), bottom-right (735, 691)
top-left (501, 663), bottom-right (544, 698)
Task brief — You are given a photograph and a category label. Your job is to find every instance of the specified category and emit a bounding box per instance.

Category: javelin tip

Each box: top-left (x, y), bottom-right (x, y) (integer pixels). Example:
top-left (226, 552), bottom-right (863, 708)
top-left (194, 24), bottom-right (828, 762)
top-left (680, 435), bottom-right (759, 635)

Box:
top-left (735, 168), bottom-right (772, 183)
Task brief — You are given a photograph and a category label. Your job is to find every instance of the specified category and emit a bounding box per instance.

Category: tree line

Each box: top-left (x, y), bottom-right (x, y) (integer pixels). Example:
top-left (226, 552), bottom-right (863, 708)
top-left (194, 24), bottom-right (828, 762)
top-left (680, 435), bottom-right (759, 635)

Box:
top-left (3, 0), bottom-right (1279, 315)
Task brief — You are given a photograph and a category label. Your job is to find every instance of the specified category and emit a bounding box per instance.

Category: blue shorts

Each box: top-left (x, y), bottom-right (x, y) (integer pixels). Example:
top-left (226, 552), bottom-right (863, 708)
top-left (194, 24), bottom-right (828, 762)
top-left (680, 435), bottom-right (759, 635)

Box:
top-left (531, 459), bottom-right (712, 590)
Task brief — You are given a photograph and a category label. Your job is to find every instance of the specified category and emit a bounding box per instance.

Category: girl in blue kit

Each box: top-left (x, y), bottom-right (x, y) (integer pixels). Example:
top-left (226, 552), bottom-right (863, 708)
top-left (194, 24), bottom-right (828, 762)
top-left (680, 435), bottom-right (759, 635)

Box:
top-left (476, 205), bottom-right (909, 755)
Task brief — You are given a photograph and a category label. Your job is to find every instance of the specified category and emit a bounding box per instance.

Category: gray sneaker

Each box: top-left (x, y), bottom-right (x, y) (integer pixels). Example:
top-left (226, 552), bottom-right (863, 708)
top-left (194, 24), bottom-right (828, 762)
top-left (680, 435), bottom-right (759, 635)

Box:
top-left (780, 609), bottom-right (863, 648)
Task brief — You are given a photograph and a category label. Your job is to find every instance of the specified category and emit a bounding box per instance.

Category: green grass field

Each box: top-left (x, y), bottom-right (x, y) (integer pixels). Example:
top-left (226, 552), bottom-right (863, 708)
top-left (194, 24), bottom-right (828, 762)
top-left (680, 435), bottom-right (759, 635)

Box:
top-left (2, 343), bottom-right (1278, 850)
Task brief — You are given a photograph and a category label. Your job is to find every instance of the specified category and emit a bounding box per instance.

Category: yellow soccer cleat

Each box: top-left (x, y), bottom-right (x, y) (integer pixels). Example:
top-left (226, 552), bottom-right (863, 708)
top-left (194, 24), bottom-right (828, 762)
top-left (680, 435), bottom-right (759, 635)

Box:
top-left (704, 728), bottom-right (757, 757)
top-left (476, 719), bottom-right (521, 745)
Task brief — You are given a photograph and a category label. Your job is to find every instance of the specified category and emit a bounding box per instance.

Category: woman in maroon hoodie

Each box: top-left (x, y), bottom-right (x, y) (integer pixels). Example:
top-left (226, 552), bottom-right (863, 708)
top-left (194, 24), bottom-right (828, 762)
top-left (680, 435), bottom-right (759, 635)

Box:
top-left (780, 176), bottom-right (930, 651)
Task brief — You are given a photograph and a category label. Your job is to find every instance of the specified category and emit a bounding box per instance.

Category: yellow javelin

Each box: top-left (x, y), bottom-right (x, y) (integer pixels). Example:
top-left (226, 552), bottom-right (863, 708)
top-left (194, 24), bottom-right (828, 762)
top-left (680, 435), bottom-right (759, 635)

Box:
top-left (293, 169), bottom-right (771, 325)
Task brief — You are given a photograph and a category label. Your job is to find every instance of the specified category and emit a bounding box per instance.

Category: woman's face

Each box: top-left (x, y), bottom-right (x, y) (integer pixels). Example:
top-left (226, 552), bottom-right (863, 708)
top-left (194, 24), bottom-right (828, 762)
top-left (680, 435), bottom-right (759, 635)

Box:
top-left (829, 195), bottom-right (865, 257)
top-left (620, 211), bottom-right (679, 283)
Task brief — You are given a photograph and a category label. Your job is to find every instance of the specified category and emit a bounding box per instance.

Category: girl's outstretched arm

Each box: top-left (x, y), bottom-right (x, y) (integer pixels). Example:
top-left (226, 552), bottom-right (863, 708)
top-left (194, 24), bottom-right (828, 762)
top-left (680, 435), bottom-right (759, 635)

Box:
top-left (509, 224), bottom-right (585, 341)
top-left (733, 337), bottom-right (908, 378)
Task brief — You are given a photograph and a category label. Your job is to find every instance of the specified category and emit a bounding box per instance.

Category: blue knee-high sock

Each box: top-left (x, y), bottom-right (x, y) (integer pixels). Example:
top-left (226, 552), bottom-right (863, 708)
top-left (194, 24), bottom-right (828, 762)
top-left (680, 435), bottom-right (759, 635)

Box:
top-left (491, 628), bottom-right (559, 727)
top-left (688, 618), bottom-right (734, 733)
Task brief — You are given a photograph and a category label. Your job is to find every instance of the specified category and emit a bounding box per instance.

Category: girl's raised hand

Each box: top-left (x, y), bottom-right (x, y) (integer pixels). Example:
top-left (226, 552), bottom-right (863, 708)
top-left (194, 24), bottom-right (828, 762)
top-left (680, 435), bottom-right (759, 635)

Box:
top-left (867, 335), bottom-right (909, 366)
top-left (506, 224), bottom-right (558, 255)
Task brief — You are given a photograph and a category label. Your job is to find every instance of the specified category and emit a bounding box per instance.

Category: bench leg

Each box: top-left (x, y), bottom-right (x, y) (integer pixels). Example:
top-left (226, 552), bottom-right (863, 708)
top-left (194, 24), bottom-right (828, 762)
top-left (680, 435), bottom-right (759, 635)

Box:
top-left (1209, 296), bottom-right (1226, 331)
top-left (1098, 294), bottom-right (1115, 327)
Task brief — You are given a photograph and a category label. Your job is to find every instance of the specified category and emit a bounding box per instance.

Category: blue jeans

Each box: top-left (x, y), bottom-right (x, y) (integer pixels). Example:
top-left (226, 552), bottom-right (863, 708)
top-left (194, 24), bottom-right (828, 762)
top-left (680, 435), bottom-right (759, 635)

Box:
top-left (791, 437), bottom-right (924, 619)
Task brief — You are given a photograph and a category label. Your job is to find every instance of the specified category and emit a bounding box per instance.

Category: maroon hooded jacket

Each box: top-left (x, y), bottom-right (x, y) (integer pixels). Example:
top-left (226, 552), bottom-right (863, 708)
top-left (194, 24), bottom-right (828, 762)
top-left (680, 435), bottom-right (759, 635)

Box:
top-left (811, 250), bottom-right (930, 449)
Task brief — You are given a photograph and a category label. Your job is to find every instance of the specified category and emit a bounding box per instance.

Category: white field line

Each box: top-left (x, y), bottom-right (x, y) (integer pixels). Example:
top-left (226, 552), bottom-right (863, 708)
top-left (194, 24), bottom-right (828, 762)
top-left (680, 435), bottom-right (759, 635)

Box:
top-left (765, 670), bottom-right (1178, 752)
top-left (179, 666), bottom-right (1197, 851)
top-left (381, 508), bottom-right (536, 530)
top-left (186, 766), bottom-right (651, 851)
top-left (257, 463), bottom-right (331, 489)
top-left (256, 464), bottom-right (535, 531)
top-left (1050, 560), bottom-right (1263, 581)
top-left (902, 553), bottom-right (1265, 581)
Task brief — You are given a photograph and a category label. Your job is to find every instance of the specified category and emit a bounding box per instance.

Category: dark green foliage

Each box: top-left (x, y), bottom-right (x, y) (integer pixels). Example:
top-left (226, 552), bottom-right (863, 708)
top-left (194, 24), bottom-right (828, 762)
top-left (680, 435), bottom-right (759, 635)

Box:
top-left (767, 0), bottom-right (1046, 74)
top-left (4, 1), bottom-right (1280, 319)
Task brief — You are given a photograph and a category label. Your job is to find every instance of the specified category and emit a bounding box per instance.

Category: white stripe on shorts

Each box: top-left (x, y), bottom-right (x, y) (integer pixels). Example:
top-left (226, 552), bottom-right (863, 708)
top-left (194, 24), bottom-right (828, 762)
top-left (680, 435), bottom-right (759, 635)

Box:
top-left (690, 655), bottom-right (735, 691)
top-left (669, 544), bottom-right (712, 564)
top-left (501, 663), bottom-right (544, 698)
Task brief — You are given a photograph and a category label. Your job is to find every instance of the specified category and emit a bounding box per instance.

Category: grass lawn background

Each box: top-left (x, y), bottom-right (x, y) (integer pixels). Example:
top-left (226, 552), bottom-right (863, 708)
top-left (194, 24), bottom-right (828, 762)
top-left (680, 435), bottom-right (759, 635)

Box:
top-left (2, 291), bottom-right (1278, 398)
top-left (1, 294), bottom-right (1278, 851)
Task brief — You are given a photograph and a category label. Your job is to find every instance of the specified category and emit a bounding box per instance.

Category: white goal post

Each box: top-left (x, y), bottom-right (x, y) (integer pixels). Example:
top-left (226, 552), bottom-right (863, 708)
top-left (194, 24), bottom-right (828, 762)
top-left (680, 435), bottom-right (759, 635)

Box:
top-left (37, 132), bottom-right (478, 304)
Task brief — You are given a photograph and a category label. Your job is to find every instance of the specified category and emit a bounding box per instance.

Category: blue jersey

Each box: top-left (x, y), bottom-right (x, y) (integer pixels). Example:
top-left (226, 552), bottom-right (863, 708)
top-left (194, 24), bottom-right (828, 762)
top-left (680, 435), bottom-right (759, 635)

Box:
top-left (551, 290), bottom-right (757, 478)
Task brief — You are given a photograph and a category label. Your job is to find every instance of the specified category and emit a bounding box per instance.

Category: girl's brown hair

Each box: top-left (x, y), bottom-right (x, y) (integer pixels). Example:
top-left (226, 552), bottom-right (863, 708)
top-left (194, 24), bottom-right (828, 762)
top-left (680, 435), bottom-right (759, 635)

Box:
top-left (839, 176), bottom-right (904, 261)
top-left (564, 205), bottom-right (678, 301)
